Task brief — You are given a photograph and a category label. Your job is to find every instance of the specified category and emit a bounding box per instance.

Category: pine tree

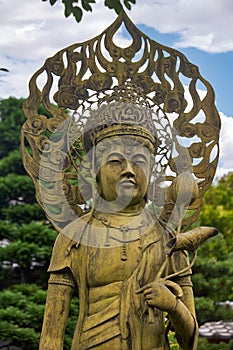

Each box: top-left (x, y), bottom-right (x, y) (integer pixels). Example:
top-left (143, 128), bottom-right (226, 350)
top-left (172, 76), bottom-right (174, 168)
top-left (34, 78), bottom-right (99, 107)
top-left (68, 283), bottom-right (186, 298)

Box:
top-left (191, 173), bottom-right (233, 348)
top-left (0, 97), bottom-right (57, 288)
top-left (0, 98), bottom-right (57, 348)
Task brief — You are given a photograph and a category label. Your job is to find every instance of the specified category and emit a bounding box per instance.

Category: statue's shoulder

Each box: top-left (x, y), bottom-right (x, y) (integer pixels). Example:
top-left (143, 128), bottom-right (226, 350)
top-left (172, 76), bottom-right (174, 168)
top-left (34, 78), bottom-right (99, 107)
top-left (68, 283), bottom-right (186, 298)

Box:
top-left (48, 214), bottom-right (91, 272)
top-left (48, 232), bottom-right (77, 272)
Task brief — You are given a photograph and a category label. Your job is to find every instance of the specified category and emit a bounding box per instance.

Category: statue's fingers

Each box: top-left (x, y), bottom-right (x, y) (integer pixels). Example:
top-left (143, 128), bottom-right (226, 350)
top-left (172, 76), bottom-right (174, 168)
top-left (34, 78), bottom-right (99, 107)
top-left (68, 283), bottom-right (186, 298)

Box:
top-left (146, 298), bottom-right (154, 306)
top-left (144, 292), bottom-right (154, 301)
top-left (135, 283), bottom-right (153, 294)
top-left (164, 280), bottom-right (183, 298)
top-left (143, 287), bottom-right (153, 296)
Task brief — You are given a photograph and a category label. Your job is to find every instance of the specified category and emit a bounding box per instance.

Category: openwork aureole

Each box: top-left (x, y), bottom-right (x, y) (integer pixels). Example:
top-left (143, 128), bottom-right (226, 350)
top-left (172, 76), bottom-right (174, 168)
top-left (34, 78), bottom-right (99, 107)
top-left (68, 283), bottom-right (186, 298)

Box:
top-left (22, 11), bottom-right (221, 231)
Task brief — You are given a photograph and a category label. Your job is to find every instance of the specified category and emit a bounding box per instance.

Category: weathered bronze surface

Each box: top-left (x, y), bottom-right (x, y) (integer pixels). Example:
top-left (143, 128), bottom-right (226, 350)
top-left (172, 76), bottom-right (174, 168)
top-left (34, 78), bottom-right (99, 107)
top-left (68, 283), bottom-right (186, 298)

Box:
top-left (21, 11), bottom-right (220, 350)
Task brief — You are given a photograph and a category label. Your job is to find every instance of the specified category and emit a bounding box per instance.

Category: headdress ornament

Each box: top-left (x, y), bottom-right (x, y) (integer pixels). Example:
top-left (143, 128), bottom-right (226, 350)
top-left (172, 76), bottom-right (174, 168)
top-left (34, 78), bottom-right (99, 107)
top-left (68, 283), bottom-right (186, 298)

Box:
top-left (81, 82), bottom-right (159, 154)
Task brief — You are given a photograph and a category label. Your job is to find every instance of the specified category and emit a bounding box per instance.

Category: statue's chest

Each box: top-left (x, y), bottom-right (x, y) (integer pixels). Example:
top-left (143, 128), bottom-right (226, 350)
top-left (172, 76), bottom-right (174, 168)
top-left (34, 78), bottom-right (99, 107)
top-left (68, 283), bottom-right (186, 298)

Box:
top-left (86, 240), bottom-right (143, 287)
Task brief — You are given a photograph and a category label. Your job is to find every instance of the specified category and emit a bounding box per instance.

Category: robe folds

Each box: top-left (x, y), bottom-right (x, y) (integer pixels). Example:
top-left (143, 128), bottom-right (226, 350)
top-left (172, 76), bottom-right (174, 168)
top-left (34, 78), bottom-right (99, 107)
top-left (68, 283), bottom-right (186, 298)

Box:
top-left (48, 212), bottom-right (198, 350)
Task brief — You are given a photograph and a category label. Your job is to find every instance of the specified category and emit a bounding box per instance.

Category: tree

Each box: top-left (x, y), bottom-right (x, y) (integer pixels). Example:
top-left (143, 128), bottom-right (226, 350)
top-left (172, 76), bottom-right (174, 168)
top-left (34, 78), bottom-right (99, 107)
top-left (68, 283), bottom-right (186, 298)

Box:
top-left (191, 173), bottom-right (233, 347)
top-left (0, 97), bottom-right (80, 349)
top-left (0, 97), bottom-right (57, 288)
top-left (42, 0), bottom-right (136, 23)
top-left (0, 98), bottom-right (26, 158)
top-left (0, 284), bottom-right (79, 350)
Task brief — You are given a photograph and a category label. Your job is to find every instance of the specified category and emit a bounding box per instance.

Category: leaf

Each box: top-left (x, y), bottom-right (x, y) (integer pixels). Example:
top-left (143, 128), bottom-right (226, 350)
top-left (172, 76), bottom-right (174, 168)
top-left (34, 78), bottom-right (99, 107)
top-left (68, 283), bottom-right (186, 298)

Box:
top-left (105, 0), bottom-right (123, 14)
top-left (124, 0), bottom-right (136, 10)
top-left (63, 0), bottom-right (73, 17)
top-left (81, 0), bottom-right (96, 12)
top-left (124, 0), bottom-right (131, 10)
top-left (72, 6), bottom-right (83, 22)
top-left (65, 3), bottom-right (73, 17)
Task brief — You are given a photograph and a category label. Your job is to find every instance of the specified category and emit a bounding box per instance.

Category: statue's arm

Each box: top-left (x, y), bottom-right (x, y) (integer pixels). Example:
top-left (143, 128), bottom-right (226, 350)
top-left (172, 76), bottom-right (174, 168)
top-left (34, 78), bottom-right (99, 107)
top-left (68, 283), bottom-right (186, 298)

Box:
top-left (39, 269), bottom-right (75, 350)
top-left (169, 285), bottom-right (197, 350)
top-left (138, 281), bottom-right (197, 350)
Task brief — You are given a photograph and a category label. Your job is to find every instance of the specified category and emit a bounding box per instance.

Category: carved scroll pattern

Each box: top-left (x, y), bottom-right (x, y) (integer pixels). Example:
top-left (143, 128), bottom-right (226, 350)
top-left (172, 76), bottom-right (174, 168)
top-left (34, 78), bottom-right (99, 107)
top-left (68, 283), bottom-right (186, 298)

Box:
top-left (22, 11), bottom-right (221, 230)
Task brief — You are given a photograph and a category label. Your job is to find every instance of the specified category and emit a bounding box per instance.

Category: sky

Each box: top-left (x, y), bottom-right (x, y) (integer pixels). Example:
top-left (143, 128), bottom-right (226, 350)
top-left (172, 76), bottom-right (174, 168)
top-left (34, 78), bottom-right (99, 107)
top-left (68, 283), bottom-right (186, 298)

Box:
top-left (0, 0), bottom-right (233, 180)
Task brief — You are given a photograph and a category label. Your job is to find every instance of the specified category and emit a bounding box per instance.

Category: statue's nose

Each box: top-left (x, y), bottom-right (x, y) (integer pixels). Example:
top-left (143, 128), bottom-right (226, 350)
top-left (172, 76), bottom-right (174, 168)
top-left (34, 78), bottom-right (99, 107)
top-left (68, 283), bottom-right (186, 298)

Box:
top-left (121, 159), bottom-right (135, 178)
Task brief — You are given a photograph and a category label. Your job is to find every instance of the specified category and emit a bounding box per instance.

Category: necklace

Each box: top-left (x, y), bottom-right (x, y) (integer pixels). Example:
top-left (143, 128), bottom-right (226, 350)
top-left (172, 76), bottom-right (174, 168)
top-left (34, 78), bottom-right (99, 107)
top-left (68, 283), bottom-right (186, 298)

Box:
top-left (93, 211), bottom-right (148, 261)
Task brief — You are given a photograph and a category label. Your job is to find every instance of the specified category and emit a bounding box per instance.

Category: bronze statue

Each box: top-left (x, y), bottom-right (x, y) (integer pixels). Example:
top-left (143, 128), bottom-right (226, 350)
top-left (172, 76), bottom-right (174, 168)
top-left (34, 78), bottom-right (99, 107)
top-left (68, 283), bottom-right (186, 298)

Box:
top-left (21, 12), bottom-right (221, 350)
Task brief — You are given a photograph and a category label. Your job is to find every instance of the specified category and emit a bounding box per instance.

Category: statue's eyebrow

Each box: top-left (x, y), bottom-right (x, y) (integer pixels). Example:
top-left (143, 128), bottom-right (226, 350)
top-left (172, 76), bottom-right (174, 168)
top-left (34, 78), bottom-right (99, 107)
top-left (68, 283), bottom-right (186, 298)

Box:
top-left (105, 152), bottom-right (125, 161)
top-left (132, 153), bottom-right (149, 161)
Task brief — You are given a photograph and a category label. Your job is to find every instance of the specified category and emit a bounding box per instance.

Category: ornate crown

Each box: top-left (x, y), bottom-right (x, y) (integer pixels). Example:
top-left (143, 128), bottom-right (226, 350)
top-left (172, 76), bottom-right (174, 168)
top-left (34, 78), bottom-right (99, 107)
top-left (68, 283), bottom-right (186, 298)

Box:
top-left (81, 82), bottom-right (159, 154)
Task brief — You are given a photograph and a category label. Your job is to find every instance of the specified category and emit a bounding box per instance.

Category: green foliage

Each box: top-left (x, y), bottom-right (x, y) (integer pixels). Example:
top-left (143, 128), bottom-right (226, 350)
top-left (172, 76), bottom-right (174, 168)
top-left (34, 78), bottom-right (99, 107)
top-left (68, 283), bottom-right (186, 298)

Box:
top-left (0, 284), bottom-right (79, 350)
top-left (1, 203), bottom-right (45, 224)
top-left (0, 149), bottom-right (26, 176)
top-left (198, 338), bottom-right (233, 350)
top-left (0, 174), bottom-right (36, 207)
top-left (167, 329), bottom-right (181, 349)
top-left (41, 0), bottom-right (136, 23)
top-left (0, 285), bottom-right (45, 349)
top-left (192, 172), bottom-right (233, 329)
top-left (0, 322), bottom-right (39, 350)
top-left (105, 0), bottom-right (136, 14)
top-left (0, 97), bottom-right (25, 158)
top-left (0, 97), bottom-right (57, 289)
top-left (0, 221), bottom-right (57, 287)
top-left (204, 173), bottom-right (233, 211)
top-left (0, 97), bottom-right (78, 349)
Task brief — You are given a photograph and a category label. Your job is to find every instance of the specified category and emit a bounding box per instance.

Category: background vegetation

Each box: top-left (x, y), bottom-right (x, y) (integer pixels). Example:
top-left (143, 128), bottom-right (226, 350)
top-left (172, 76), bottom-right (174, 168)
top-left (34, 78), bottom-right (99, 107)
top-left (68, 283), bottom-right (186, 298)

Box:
top-left (41, 0), bottom-right (136, 23)
top-left (0, 97), bottom-right (232, 349)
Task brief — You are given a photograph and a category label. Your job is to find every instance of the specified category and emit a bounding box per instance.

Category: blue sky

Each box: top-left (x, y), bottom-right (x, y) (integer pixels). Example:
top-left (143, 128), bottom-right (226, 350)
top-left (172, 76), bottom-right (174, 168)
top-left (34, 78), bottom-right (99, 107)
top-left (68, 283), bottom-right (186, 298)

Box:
top-left (138, 25), bottom-right (233, 117)
top-left (0, 0), bottom-right (233, 178)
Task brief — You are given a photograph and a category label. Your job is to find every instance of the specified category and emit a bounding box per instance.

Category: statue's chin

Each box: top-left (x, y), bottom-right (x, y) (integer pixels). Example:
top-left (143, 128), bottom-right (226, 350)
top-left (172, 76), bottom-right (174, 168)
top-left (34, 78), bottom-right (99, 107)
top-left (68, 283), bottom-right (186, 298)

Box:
top-left (93, 193), bottom-right (144, 214)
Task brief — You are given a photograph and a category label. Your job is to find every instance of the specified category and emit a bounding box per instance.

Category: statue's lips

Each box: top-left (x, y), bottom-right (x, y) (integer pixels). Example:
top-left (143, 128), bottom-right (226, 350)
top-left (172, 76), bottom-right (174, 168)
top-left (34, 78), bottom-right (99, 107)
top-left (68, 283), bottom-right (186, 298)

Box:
top-left (118, 179), bottom-right (136, 188)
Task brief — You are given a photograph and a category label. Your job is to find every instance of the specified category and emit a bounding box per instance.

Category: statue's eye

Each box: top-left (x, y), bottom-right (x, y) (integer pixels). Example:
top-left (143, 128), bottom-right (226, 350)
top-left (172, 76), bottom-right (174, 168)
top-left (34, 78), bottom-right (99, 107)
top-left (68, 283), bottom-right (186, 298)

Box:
top-left (132, 156), bottom-right (148, 167)
top-left (106, 153), bottom-right (124, 165)
top-left (134, 160), bottom-right (145, 166)
top-left (107, 158), bottom-right (122, 165)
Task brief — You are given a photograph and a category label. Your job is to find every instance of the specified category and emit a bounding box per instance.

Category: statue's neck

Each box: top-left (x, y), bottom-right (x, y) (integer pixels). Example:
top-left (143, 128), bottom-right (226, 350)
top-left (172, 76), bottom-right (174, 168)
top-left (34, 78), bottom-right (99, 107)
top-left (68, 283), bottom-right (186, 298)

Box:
top-left (96, 201), bottom-right (146, 216)
top-left (93, 202), bottom-right (147, 228)
top-left (93, 196), bottom-right (146, 216)
top-left (118, 202), bottom-right (145, 215)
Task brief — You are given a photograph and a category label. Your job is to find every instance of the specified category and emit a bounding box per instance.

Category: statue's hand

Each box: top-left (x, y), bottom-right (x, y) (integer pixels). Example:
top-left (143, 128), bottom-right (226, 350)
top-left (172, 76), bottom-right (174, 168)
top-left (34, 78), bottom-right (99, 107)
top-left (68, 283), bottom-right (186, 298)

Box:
top-left (136, 279), bottom-right (183, 312)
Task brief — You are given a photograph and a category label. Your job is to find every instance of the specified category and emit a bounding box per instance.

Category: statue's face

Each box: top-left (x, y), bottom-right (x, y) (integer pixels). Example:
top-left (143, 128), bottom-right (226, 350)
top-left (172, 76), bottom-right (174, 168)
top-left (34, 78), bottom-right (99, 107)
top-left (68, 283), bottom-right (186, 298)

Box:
top-left (95, 136), bottom-right (151, 209)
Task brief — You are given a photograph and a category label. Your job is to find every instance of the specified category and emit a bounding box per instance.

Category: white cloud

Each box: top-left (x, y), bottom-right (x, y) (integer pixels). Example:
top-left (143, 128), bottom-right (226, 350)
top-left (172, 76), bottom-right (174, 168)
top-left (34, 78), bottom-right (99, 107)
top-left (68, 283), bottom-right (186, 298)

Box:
top-left (1, 0), bottom-right (233, 97)
top-left (131, 0), bottom-right (233, 53)
top-left (0, 0), bottom-right (117, 97)
top-left (216, 112), bottom-right (233, 179)
top-left (1, 0), bottom-right (233, 63)
top-left (0, 0), bottom-right (116, 60)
